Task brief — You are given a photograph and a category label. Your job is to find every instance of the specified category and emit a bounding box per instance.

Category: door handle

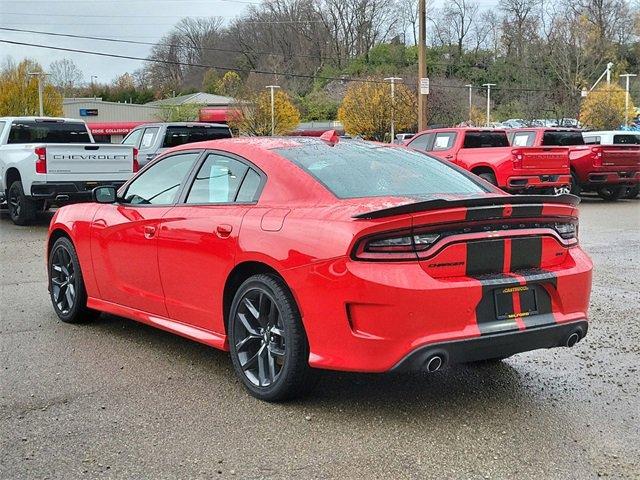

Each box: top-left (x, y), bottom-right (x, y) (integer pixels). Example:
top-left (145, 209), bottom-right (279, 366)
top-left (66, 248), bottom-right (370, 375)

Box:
top-left (216, 224), bottom-right (233, 238)
top-left (444, 154), bottom-right (454, 160)
top-left (144, 225), bottom-right (157, 239)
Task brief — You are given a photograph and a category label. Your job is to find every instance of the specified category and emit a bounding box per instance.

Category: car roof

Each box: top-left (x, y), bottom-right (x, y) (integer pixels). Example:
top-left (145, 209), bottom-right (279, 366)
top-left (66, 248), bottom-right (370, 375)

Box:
top-left (132, 122), bottom-right (229, 128)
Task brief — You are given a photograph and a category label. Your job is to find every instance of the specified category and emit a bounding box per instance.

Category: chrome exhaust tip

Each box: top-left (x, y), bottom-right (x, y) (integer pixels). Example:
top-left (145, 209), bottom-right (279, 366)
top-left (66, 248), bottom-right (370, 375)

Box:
top-left (425, 355), bottom-right (444, 373)
top-left (566, 332), bottom-right (580, 348)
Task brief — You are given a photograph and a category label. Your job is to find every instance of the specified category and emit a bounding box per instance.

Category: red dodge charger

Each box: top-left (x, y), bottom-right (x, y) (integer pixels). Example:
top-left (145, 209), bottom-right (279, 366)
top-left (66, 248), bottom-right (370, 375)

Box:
top-left (46, 136), bottom-right (593, 401)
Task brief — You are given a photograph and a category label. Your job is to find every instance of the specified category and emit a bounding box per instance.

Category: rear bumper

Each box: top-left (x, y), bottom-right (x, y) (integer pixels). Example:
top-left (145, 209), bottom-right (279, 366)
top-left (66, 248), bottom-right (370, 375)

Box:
top-left (30, 181), bottom-right (125, 202)
top-left (505, 174), bottom-right (571, 190)
top-left (584, 170), bottom-right (639, 187)
top-left (392, 320), bottom-right (587, 371)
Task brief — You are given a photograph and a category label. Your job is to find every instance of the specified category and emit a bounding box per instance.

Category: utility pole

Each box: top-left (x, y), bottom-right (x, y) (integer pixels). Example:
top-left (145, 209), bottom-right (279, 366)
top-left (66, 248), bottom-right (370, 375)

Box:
top-left (482, 83), bottom-right (496, 126)
top-left (384, 77), bottom-right (402, 143)
top-left (465, 84), bottom-right (473, 123)
top-left (620, 73), bottom-right (637, 127)
top-left (28, 71), bottom-right (49, 116)
top-left (91, 75), bottom-right (98, 99)
top-left (265, 85), bottom-right (280, 136)
top-left (417, 0), bottom-right (427, 131)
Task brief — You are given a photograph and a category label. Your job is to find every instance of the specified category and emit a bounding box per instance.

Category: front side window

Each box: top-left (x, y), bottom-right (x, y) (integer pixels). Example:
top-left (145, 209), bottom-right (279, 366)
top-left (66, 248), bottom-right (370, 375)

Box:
top-left (511, 131), bottom-right (536, 147)
top-left (8, 121), bottom-right (91, 144)
top-left (275, 141), bottom-right (488, 199)
top-left (186, 154), bottom-right (261, 204)
top-left (122, 129), bottom-right (143, 146)
top-left (124, 152), bottom-right (200, 205)
top-left (407, 133), bottom-right (432, 151)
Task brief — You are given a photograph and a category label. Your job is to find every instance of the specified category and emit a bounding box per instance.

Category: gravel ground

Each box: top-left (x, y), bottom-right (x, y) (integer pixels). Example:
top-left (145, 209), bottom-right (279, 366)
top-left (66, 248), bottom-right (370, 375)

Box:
top-left (0, 197), bottom-right (638, 480)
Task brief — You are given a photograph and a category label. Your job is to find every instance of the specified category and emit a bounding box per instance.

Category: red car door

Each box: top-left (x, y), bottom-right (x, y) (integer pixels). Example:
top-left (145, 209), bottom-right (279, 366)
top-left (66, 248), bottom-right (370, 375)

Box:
top-left (91, 151), bottom-right (202, 316)
top-left (157, 152), bottom-right (264, 334)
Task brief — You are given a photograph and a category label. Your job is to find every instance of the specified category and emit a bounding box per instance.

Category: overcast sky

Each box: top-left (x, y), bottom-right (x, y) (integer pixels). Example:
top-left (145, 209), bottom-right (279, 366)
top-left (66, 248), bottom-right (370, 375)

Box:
top-left (0, 0), bottom-right (497, 84)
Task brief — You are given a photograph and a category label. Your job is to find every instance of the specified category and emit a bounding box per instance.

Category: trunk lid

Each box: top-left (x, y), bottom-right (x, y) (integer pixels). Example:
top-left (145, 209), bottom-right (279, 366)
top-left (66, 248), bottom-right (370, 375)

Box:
top-left (516, 147), bottom-right (569, 170)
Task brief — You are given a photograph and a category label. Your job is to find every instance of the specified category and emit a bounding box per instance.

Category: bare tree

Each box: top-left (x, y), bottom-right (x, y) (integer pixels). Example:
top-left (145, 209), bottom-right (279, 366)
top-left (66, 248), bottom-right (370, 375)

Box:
top-left (49, 58), bottom-right (83, 97)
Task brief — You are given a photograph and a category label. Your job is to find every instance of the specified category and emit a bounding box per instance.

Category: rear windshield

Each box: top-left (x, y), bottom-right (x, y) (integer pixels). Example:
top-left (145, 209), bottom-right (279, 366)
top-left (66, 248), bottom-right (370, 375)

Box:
top-left (162, 126), bottom-right (231, 148)
top-left (613, 134), bottom-right (640, 144)
top-left (462, 131), bottom-right (509, 148)
top-left (541, 131), bottom-right (584, 146)
top-left (275, 141), bottom-right (488, 199)
top-left (7, 120), bottom-right (91, 144)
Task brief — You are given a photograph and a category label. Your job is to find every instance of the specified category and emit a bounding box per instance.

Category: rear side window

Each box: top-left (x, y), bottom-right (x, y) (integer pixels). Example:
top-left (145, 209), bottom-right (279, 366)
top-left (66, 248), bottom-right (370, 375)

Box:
top-left (541, 131), bottom-right (584, 146)
top-left (511, 131), bottom-right (536, 147)
top-left (186, 154), bottom-right (261, 204)
top-left (8, 121), bottom-right (91, 144)
top-left (462, 132), bottom-right (509, 148)
top-left (613, 134), bottom-right (640, 144)
top-left (583, 136), bottom-right (600, 145)
top-left (163, 126), bottom-right (232, 148)
top-left (275, 141), bottom-right (488, 199)
top-left (140, 127), bottom-right (159, 148)
top-left (124, 152), bottom-right (199, 205)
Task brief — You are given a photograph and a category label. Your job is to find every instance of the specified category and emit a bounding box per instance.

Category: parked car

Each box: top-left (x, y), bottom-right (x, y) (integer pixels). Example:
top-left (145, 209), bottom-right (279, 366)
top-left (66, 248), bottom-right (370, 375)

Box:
top-left (406, 128), bottom-right (571, 194)
top-left (582, 130), bottom-right (640, 198)
top-left (501, 119), bottom-right (527, 129)
top-left (508, 128), bottom-right (640, 200)
top-left (0, 117), bottom-right (138, 225)
top-left (47, 136), bottom-right (592, 401)
top-left (122, 122), bottom-right (232, 166)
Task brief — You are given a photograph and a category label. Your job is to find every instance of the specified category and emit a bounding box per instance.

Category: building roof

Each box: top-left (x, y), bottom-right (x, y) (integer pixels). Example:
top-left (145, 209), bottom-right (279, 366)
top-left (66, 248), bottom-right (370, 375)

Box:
top-left (146, 92), bottom-right (235, 107)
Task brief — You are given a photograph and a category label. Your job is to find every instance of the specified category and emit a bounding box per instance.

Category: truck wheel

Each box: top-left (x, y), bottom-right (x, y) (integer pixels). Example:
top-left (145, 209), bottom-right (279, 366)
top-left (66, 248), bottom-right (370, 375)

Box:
top-left (570, 173), bottom-right (581, 196)
top-left (8, 181), bottom-right (37, 225)
top-left (624, 185), bottom-right (639, 199)
top-left (478, 172), bottom-right (498, 187)
top-left (597, 185), bottom-right (623, 201)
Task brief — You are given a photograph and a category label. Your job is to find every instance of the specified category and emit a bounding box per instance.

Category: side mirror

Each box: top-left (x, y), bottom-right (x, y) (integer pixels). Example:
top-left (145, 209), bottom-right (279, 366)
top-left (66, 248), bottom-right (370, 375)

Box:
top-left (92, 186), bottom-right (117, 204)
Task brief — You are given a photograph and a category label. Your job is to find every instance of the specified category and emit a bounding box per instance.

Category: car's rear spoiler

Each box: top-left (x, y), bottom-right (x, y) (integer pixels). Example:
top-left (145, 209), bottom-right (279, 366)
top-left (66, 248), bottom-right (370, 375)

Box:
top-left (352, 194), bottom-right (580, 219)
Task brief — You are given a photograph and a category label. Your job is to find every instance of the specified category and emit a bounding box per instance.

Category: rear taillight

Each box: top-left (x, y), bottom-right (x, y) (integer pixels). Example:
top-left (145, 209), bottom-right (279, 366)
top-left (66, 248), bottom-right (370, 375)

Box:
top-left (554, 221), bottom-right (578, 245)
top-left (132, 148), bottom-right (140, 172)
top-left (591, 146), bottom-right (602, 166)
top-left (35, 146), bottom-right (46, 174)
top-left (511, 149), bottom-right (523, 168)
top-left (354, 230), bottom-right (440, 260)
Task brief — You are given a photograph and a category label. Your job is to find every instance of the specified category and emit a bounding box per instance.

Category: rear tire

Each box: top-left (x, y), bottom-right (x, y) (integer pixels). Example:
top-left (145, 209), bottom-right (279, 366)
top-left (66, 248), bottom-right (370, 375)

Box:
top-left (624, 184), bottom-right (639, 199)
top-left (48, 237), bottom-right (99, 323)
top-left (8, 181), bottom-right (36, 226)
top-left (597, 185), bottom-right (623, 201)
top-left (228, 274), bottom-right (316, 402)
top-left (569, 173), bottom-right (581, 196)
top-left (478, 172), bottom-right (498, 187)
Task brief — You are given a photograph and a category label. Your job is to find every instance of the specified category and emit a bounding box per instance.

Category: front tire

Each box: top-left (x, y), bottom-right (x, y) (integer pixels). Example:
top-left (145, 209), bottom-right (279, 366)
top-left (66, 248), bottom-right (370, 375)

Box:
top-left (48, 237), bottom-right (98, 323)
top-left (228, 274), bottom-right (315, 401)
top-left (8, 181), bottom-right (36, 225)
top-left (597, 185), bottom-right (623, 201)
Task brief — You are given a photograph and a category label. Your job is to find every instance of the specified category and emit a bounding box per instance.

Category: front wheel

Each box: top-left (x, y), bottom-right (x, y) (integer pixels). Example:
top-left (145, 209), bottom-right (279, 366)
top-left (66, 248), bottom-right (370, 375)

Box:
top-left (48, 237), bottom-right (99, 323)
top-left (8, 181), bottom-right (36, 225)
top-left (228, 274), bottom-right (315, 401)
top-left (597, 185), bottom-right (623, 201)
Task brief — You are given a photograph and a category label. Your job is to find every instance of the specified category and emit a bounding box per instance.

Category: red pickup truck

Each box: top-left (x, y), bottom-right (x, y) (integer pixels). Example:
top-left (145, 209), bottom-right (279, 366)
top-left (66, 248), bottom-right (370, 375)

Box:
top-left (406, 128), bottom-right (571, 194)
top-left (507, 128), bottom-right (640, 200)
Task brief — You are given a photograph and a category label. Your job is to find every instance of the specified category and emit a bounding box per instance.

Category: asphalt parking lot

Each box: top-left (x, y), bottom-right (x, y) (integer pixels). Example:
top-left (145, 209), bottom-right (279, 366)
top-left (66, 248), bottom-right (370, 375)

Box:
top-left (0, 197), bottom-right (638, 480)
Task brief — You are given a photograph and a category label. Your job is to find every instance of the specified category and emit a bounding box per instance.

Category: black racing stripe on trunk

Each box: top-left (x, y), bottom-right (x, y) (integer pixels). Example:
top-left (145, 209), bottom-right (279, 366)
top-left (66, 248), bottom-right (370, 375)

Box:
top-left (466, 206), bottom-right (505, 221)
top-left (511, 237), bottom-right (543, 271)
top-left (512, 204), bottom-right (544, 217)
top-left (466, 239), bottom-right (505, 276)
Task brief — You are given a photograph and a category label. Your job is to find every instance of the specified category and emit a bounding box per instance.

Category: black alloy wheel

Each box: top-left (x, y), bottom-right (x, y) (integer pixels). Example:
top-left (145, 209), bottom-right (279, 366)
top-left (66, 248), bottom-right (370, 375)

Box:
top-left (8, 181), bottom-right (36, 225)
top-left (597, 185), bottom-right (623, 201)
top-left (229, 274), bottom-right (315, 401)
top-left (48, 237), bottom-right (97, 323)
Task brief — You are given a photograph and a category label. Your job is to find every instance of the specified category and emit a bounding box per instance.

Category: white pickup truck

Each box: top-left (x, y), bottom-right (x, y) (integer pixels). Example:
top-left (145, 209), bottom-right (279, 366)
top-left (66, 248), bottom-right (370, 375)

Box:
top-left (0, 117), bottom-right (138, 225)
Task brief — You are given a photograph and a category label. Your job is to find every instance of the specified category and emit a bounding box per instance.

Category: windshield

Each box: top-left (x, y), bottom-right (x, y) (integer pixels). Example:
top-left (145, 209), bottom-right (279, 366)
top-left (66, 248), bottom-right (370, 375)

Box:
top-left (541, 131), bottom-right (585, 146)
top-left (275, 141), bottom-right (488, 199)
top-left (162, 126), bottom-right (231, 148)
top-left (8, 121), bottom-right (91, 144)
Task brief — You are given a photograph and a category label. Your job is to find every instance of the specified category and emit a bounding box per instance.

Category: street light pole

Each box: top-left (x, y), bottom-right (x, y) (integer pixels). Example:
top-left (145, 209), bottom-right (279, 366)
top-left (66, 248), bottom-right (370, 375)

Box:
top-left (384, 77), bottom-right (402, 143)
top-left (28, 71), bottom-right (49, 116)
top-left (482, 83), bottom-right (496, 126)
top-left (265, 85), bottom-right (280, 136)
top-left (620, 73), bottom-right (637, 127)
top-left (90, 75), bottom-right (98, 99)
top-left (465, 84), bottom-right (473, 123)
top-left (417, 0), bottom-right (427, 131)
